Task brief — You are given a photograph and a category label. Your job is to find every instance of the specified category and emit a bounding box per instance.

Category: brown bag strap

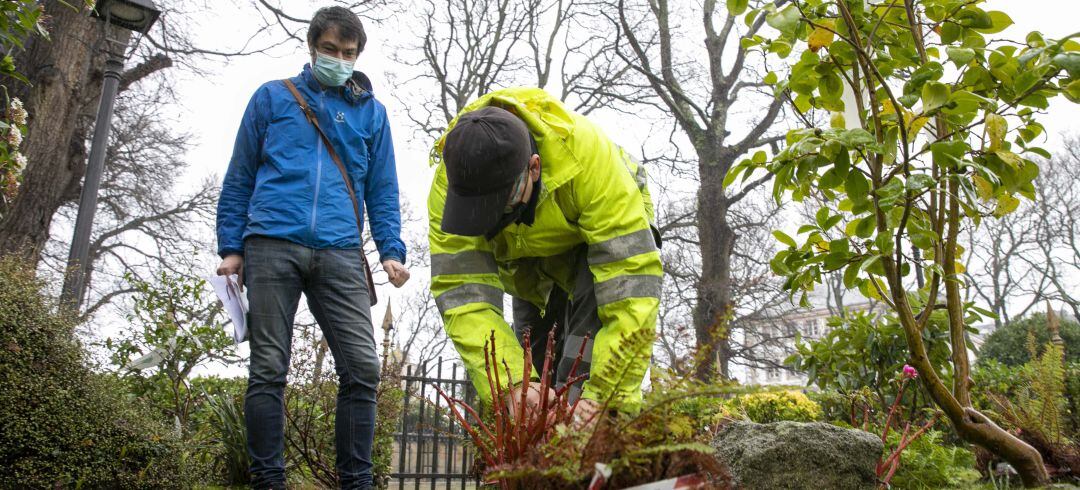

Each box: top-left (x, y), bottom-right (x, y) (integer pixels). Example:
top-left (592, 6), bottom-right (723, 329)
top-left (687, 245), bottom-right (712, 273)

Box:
top-left (282, 79), bottom-right (378, 306)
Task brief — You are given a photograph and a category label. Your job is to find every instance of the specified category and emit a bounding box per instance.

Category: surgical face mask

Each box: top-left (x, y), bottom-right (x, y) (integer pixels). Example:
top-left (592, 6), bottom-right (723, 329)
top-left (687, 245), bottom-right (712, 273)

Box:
top-left (312, 51), bottom-right (355, 87)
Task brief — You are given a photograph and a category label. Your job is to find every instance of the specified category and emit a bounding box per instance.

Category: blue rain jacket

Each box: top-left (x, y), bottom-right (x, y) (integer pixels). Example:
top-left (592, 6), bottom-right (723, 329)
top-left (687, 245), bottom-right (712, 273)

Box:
top-left (216, 65), bottom-right (406, 264)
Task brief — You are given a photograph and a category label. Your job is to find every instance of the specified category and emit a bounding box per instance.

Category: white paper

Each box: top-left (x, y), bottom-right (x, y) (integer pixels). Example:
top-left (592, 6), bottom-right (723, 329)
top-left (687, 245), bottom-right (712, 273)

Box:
top-left (210, 274), bottom-right (248, 344)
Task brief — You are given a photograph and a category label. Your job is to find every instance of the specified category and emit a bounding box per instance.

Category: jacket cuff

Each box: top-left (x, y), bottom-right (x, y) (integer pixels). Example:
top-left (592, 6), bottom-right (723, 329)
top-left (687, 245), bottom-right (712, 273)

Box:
top-left (218, 248), bottom-right (244, 259)
top-left (379, 253), bottom-right (405, 265)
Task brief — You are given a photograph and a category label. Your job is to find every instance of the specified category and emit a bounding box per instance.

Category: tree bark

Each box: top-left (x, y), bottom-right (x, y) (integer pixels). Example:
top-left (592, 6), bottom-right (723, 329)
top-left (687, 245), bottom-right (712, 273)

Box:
top-left (0, 2), bottom-right (122, 263)
top-left (693, 150), bottom-right (738, 381)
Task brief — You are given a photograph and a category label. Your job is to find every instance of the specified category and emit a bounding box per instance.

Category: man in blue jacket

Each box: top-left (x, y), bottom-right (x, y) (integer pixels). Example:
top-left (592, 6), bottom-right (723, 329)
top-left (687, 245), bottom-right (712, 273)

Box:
top-left (215, 7), bottom-right (408, 489)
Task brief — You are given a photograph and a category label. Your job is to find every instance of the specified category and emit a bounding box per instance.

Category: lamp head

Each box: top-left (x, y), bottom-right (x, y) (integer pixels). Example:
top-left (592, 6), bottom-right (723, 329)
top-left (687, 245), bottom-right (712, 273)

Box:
top-left (91, 0), bottom-right (161, 34)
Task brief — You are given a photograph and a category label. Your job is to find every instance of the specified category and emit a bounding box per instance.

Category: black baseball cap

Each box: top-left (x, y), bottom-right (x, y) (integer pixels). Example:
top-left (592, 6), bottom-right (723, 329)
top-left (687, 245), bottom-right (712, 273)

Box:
top-left (441, 106), bottom-right (533, 236)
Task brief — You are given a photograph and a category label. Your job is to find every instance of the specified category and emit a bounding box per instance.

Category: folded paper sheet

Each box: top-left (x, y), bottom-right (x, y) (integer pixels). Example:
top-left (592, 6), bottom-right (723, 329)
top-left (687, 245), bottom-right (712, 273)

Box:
top-left (209, 274), bottom-right (248, 344)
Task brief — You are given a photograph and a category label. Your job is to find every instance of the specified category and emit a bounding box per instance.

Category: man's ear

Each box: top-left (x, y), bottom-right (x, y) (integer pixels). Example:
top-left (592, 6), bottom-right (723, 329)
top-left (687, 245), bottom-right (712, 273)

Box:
top-left (529, 154), bottom-right (541, 180)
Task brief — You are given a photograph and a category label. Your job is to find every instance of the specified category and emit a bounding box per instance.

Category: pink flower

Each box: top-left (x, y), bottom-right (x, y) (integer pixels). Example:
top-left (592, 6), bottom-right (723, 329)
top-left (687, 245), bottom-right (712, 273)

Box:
top-left (902, 364), bottom-right (918, 379)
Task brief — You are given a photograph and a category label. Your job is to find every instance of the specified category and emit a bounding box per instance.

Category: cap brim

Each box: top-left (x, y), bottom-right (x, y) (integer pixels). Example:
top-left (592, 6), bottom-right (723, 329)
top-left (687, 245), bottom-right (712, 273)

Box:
top-left (441, 184), bottom-right (515, 236)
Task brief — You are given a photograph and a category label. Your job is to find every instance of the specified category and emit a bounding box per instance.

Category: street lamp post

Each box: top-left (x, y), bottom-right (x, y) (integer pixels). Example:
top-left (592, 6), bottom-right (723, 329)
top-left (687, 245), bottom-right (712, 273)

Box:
top-left (60, 0), bottom-right (161, 310)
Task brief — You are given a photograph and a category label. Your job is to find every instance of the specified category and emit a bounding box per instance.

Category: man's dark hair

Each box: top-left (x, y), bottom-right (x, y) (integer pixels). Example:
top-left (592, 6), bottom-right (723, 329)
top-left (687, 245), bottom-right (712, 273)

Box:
top-left (308, 6), bottom-right (366, 52)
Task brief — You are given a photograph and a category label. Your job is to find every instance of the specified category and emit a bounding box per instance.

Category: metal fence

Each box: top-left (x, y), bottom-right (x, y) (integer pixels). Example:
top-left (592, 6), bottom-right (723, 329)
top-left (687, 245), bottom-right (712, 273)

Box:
top-left (392, 358), bottom-right (479, 490)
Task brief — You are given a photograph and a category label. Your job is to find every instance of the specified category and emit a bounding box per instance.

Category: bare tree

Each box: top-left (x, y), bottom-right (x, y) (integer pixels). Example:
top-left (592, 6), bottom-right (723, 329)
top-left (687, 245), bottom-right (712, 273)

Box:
top-left (0, 1), bottom-right (284, 263)
top-left (962, 207), bottom-right (1046, 330)
top-left (1028, 136), bottom-right (1080, 321)
top-left (39, 80), bottom-right (218, 320)
top-left (390, 0), bottom-right (644, 140)
top-left (608, 0), bottom-right (788, 381)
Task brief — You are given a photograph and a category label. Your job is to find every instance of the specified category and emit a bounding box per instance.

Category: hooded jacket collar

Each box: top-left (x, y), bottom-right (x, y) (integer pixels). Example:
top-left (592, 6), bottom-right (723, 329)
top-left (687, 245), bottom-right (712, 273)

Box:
top-left (301, 63), bottom-right (374, 104)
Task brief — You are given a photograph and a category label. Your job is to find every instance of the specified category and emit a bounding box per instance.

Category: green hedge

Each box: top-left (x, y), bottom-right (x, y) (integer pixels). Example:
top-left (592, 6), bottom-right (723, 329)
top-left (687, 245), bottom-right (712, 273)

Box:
top-left (0, 258), bottom-right (196, 488)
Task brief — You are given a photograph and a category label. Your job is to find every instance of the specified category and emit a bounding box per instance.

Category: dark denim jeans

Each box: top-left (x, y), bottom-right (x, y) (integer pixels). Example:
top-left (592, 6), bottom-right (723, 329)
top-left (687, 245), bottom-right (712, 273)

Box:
top-left (243, 236), bottom-right (379, 489)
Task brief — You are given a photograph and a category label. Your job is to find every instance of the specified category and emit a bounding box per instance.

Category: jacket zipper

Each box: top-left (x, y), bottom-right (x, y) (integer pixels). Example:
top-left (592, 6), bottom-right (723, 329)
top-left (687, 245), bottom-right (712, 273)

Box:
top-left (310, 91), bottom-right (325, 239)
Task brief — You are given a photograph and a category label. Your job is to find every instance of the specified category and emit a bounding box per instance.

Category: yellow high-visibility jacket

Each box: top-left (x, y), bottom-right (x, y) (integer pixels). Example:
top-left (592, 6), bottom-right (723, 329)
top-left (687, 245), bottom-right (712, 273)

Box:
top-left (427, 87), bottom-right (661, 411)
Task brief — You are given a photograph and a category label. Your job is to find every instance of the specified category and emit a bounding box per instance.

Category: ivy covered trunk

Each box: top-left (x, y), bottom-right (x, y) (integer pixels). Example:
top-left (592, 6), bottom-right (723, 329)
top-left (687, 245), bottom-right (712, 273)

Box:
top-left (0, 2), bottom-right (142, 264)
top-left (743, 0), bottom-right (1079, 485)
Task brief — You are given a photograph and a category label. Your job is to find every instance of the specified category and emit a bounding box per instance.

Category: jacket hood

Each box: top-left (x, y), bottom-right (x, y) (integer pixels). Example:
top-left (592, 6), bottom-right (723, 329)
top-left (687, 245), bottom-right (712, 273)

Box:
top-left (431, 87), bottom-right (581, 193)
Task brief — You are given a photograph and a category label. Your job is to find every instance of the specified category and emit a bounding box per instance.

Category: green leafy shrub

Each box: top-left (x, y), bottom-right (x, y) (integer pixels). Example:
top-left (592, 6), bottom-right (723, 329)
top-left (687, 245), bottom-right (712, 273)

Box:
top-left (374, 362), bottom-right (405, 490)
top-left (977, 313), bottom-right (1080, 367)
top-left (786, 310), bottom-right (952, 412)
top-left (887, 430), bottom-right (980, 489)
top-left (805, 389), bottom-right (849, 423)
top-left (200, 388), bottom-right (249, 485)
top-left (985, 340), bottom-right (1079, 479)
top-left (726, 390), bottom-right (822, 423)
top-left (0, 258), bottom-right (197, 488)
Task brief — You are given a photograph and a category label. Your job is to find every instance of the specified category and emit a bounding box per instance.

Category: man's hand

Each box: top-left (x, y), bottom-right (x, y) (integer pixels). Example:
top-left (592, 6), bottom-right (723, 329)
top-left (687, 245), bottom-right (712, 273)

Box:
top-left (572, 398), bottom-right (603, 430)
top-left (216, 254), bottom-right (244, 290)
top-left (503, 381), bottom-right (557, 422)
top-left (382, 259), bottom-right (410, 288)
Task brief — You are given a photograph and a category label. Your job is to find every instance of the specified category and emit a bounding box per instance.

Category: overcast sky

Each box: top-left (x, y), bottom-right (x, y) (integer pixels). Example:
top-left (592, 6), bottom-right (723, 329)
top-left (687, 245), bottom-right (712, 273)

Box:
top-left (155, 1), bottom-right (1080, 376)
top-left (171, 0), bottom-right (1080, 220)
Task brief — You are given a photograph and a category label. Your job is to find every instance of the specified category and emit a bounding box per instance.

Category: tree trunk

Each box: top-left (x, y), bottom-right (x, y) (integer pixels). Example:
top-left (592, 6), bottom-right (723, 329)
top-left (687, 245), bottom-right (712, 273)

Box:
top-left (693, 153), bottom-right (737, 382)
top-left (883, 257), bottom-right (1050, 487)
top-left (0, 2), bottom-right (107, 263)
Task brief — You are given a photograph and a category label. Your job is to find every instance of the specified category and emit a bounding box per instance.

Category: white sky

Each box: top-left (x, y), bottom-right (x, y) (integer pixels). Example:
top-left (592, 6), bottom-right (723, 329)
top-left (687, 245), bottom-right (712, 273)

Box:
top-left (170, 1), bottom-right (1080, 233)
top-left (151, 1), bottom-right (1080, 376)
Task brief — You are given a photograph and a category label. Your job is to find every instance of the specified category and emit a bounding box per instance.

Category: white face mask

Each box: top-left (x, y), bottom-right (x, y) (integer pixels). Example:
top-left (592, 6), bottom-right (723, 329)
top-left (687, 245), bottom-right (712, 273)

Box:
top-left (312, 51), bottom-right (355, 87)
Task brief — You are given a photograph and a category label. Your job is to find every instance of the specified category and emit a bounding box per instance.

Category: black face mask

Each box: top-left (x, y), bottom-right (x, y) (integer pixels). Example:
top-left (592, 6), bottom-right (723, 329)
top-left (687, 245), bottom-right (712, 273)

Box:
top-left (484, 175), bottom-right (541, 240)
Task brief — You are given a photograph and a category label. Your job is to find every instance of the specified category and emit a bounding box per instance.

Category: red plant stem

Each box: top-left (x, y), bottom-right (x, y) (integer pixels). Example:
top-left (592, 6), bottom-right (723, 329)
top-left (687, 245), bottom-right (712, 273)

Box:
top-left (881, 378), bottom-right (909, 445)
top-left (503, 358), bottom-right (524, 457)
top-left (486, 337), bottom-right (508, 466)
top-left (433, 386), bottom-right (498, 468)
top-left (538, 330), bottom-right (554, 422)
top-left (518, 330), bottom-right (532, 457)
top-left (878, 413), bottom-right (940, 486)
top-left (565, 333), bottom-right (590, 383)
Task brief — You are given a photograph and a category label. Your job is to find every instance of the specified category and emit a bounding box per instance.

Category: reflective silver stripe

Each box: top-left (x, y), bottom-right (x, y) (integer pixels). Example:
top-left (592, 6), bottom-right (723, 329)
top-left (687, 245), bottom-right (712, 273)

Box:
top-left (594, 275), bottom-right (662, 306)
top-left (435, 283), bottom-right (503, 313)
top-left (634, 162), bottom-right (648, 191)
top-left (588, 228), bottom-right (658, 265)
top-left (431, 251), bottom-right (498, 276)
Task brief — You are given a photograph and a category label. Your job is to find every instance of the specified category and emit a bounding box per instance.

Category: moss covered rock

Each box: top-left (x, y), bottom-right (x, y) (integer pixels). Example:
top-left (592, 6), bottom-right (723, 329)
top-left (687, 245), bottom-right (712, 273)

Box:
top-left (713, 421), bottom-right (882, 490)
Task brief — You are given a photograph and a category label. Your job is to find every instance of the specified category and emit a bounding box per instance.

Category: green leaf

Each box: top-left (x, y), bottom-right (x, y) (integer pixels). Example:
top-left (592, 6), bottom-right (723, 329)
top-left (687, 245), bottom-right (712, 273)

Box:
top-left (726, 0), bottom-right (749, 16)
top-left (855, 215), bottom-right (876, 239)
top-left (766, 5), bottom-right (800, 36)
top-left (985, 113), bottom-right (1007, 151)
top-left (993, 193), bottom-right (1020, 217)
top-left (815, 207), bottom-right (830, 229)
top-left (830, 112), bottom-right (846, 129)
top-left (752, 150), bottom-right (768, 164)
top-left (921, 82), bottom-right (950, 112)
top-left (1053, 52), bottom-right (1080, 78)
top-left (972, 11), bottom-right (1013, 34)
top-left (906, 174), bottom-right (934, 192)
top-left (906, 62), bottom-right (944, 94)
top-left (773, 230), bottom-right (797, 248)
top-left (837, 128), bottom-right (876, 147)
top-left (820, 166), bottom-right (846, 189)
top-left (859, 254), bottom-right (881, 273)
top-left (846, 170), bottom-right (870, 201)
top-left (946, 47), bottom-right (976, 67)
top-left (764, 71), bottom-right (778, 85)
top-left (843, 262), bottom-right (861, 288)
top-left (874, 232), bottom-right (895, 256)
top-left (972, 175), bottom-right (994, 200)
top-left (794, 93), bottom-right (813, 113)
top-left (1066, 80), bottom-right (1080, 103)
top-left (956, 7), bottom-right (993, 30)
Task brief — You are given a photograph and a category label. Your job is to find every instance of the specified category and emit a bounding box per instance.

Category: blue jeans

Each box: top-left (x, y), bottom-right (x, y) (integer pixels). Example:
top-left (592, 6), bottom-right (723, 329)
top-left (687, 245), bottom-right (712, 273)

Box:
top-left (243, 236), bottom-right (379, 489)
